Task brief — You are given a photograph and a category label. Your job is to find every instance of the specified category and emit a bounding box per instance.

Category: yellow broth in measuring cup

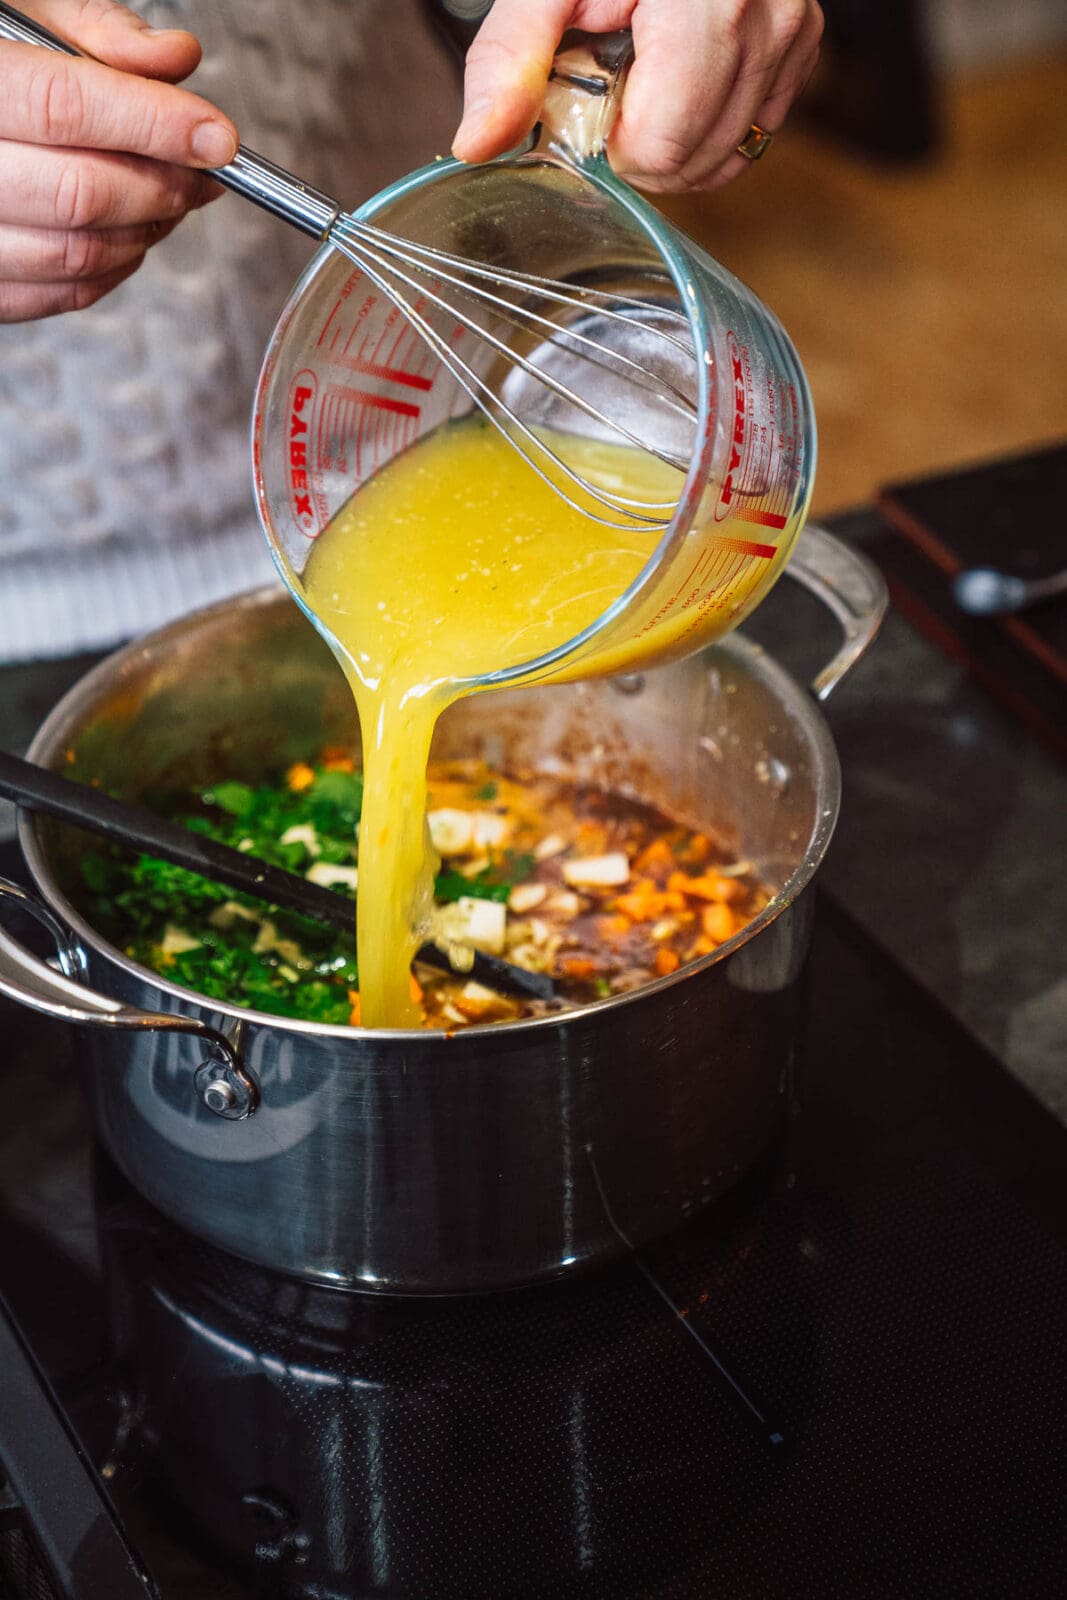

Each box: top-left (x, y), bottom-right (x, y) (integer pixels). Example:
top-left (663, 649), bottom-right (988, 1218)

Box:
top-left (300, 417), bottom-right (801, 1027)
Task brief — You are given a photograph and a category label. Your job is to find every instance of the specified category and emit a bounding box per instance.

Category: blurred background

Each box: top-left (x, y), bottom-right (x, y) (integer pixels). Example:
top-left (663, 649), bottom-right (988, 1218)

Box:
top-left (662, 0), bottom-right (1067, 514)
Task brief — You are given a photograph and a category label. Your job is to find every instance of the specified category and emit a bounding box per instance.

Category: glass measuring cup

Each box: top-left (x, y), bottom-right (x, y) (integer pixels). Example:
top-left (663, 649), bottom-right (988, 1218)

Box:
top-left (252, 31), bottom-right (816, 691)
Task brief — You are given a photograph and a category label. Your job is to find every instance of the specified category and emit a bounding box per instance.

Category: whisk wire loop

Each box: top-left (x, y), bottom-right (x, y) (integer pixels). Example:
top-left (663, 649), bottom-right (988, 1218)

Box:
top-left (331, 229), bottom-right (677, 532)
top-left (331, 217), bottom-right (696, 525)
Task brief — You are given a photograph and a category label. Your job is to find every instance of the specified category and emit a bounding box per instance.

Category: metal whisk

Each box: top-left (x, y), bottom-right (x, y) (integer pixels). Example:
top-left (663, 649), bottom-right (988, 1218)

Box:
top-left (0, 1), bottom-right (697, 532)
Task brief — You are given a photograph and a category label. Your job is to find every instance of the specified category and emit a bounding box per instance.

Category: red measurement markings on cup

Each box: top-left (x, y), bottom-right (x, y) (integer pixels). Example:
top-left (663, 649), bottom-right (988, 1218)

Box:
top-left (715, 332), bottom-right (801, 533)
top-left (290, 287), bottom-right (448, 531)
top-left (638, 534), bottom-right (774, 641)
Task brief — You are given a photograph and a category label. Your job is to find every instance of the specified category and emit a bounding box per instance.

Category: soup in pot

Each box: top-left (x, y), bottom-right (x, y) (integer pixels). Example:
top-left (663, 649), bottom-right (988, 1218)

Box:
top-left (77, 753), bottom-right (769, 1030)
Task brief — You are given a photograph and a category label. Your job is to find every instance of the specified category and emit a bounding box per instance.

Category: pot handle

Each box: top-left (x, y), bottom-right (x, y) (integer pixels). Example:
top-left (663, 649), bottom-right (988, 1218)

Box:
top-left (0, 875), bottom-right (255, 1108)
top-left (785, 524), bottom-right (889, 700)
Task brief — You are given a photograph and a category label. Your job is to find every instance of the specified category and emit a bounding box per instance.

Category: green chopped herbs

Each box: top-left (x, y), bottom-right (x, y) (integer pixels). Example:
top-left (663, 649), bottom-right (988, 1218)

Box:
top-left (77, 762), bottom-right (535, 1025)
top-left (433, 850), bottom-right (535, 905)
top-left (80, 761), bottom-right (362, 1024)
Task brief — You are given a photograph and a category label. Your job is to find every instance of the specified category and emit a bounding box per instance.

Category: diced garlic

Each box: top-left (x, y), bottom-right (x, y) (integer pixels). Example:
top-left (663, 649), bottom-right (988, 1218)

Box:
top-left (507, 943), bottom-right (548, 973)
top-left (528, 917), bottom-right (551, 947)
top-left (210, 900), bottom-right (260, 929)
top-left (457, 855), bottom-right (491, 878)
top-left (545, 890), bottom-right (582, 918)
top-left (651, 918), bottom-right (679, 941)
top-left (428, 808), bottom-right (473, 856)
top-left (280, 823), bottom-right (322, 856)
top-left (453, 981), bottom-right (515, 1021)
top-left (160, 924), bottom-right (201, 956)
top-left (562, 853), bottom-right (630, 889)
top-left (715, 860), bottom-right (754, 878)
top-left (441, 942), bottom-right (475, 974)
top-left (251, 919), bottom-right (309, 969)
top-left (471, 812), bottom-right (508, 850)
top-left (305, 861), bottom-right (359, 890)
top-left (508, 882), bottom-right (547, 914)
top-left (460, 981), bottom-right (500, 1004)
top-left (441, 1003), bottom-right (467, 1026)
top-left (433, 896), bottom-right (507, 955)
top-left (273, 937), bottom-right (309, 969)
top-left (534, 832), bottom-right (566, 861)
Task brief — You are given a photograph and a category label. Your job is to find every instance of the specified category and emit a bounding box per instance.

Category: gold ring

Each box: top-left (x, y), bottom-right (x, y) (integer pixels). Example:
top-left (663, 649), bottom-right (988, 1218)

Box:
top-left (736, 124), bottom-right (774, 161)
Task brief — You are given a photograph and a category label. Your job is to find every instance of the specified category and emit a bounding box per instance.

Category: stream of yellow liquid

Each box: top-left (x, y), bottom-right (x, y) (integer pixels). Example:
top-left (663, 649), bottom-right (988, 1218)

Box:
top-left (300, 418), bottom-right (792, 1028)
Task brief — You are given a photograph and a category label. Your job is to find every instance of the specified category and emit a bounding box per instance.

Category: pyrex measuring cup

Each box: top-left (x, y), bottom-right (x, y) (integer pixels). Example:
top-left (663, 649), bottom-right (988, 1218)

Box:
top-left (252, 31), bottom-right (816, 690)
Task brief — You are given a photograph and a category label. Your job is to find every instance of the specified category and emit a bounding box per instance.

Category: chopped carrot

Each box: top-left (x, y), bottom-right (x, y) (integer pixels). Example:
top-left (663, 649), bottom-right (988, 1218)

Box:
top-left (654, 947), bottom-right (681, 976)
top-left (286, 761), bottom-right (315, 793)
top-left (347, 990), bottom-right (362, 1026)
top-left (634, 837), bottom-right (674, 875)
top-left (687, 834), bottom-right (712, 865)
top-left (615, 883), bottom-right (686, 922)
top-left (560, 956), bottom-right (598, 980)
top-left (322, 752), bottom-right (356, 772)
top-left (614, 890), bottom-right (658, 922)
top-left (669, 871), bottom-right (741, 903)
top-left (575, 821), bottom-right (608, 853)
top-left (598, 913), bottom-right (632, 938)
top-left (409, 974), bottom-right (424, 1006)
top-left (701, 903), bottom-right (736, 944)
top-left (689, 935), bottom-right (715, 958)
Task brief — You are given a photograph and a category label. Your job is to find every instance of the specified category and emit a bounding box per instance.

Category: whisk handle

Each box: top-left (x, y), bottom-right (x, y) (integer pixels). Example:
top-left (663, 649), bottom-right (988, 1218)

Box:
top-left (0, 0), bottom-right (77, 53)
top-left (212, 149), bottom-right (340, 239)
top-left (0, 1), bottom-right (340, 239)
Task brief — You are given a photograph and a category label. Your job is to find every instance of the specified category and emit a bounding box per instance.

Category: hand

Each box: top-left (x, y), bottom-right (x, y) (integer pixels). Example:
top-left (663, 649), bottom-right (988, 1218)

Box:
top-left (0, 0), bottom-right (238, 321)
top-left (452, 0), bottom-right (823, 192)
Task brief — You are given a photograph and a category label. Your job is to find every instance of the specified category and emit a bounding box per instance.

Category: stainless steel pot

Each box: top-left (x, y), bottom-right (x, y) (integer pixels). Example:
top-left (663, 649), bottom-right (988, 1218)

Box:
top-left (0, 527), bottom-right (885, 1294)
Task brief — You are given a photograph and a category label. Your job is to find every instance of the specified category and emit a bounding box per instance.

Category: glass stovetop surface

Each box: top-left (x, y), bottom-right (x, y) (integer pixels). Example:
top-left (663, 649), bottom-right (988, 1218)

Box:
top-left (1, 854), bottom-right (1065, 1598)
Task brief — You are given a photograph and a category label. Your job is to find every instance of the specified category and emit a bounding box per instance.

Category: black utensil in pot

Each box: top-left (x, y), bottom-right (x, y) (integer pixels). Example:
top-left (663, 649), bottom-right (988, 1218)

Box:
top-left (0, 750), bottom-right (554, 1001)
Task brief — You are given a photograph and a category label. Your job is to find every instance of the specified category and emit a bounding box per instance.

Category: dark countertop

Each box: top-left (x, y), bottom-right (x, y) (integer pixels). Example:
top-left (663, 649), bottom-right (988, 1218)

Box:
top-left (2, 511), bottom-right (1064, 1121)
top-left (750, 510), bottom-right (1066, 1120)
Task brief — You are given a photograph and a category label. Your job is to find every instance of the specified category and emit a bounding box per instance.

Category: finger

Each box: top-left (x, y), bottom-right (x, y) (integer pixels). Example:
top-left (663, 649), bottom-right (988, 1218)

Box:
top-left (689, 21), bottom-right (823, 191)
top-left (687, 3), bottom-right (822, 184)
top-left (0, 139), bottom-right (221, 229)
top-left (453, 0), bottom-right (576, 162)
top-left (617, 3), bottom-right (822, 193)
top-left (27, 0), bottom-right (202, 83)
top-left (0, 255), bottom-right (142, 322)
top-left (0, 38), bottom-right (237, 167)
top-left (0, 215), bottom-right (177, 281)
top-left (608, 0), bottom-right (744, 185)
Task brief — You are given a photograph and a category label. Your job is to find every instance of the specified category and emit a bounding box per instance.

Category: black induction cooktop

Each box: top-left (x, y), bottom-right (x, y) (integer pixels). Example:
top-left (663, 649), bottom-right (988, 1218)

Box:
top-left (1, 834), bottom-right (1065, 1600)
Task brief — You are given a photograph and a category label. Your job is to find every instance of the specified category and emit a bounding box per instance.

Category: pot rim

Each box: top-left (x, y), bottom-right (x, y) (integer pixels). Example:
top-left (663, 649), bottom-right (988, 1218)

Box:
top-left (18, 585), bottom-right (840, 1044)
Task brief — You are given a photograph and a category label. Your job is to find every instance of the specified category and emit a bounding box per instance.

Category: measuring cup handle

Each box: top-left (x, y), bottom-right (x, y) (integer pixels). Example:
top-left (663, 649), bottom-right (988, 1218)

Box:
top-left (538, 30), bottom-right (634, 163)
top-left (786, 525), bottom-right (889, 700)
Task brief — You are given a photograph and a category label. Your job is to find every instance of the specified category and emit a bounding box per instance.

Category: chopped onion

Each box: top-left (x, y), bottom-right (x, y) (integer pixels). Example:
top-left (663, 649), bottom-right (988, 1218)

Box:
top-left (562, 853), bottom-right (630, 889)
top-left (306, 861), bottom-right (359, 890)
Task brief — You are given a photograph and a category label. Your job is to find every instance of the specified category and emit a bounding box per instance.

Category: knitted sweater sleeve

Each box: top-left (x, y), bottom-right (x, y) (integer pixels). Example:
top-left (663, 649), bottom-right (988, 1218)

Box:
top-left (0, 0), bottom-right (460, 662)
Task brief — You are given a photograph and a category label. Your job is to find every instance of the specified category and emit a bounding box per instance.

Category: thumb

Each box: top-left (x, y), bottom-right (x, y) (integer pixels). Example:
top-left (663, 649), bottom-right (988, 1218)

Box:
top-left (28, 0), bottom-right (203, 83)
top-left (452, 0), bottom-right (574, 162)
